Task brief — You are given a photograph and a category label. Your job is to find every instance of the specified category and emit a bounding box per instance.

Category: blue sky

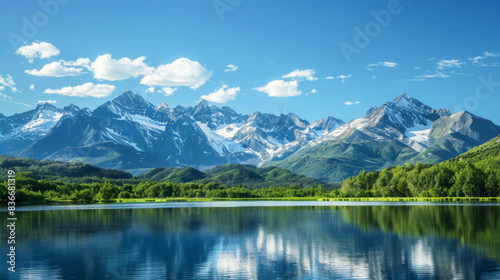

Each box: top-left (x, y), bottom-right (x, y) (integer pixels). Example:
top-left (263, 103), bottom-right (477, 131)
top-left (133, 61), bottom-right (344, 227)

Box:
top-left (1, 0), bottom-right (500, 124)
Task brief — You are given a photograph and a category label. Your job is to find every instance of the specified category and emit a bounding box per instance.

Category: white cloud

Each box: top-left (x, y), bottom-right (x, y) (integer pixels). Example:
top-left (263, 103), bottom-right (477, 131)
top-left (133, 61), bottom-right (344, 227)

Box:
top-left (468, 51), bottom-right (500, 66)
top-left (437, 59), bottom-right (465, 69)
top-left (161, 87), bottom-right (177, 96)
top-left (0, 75), bottom-right (17, 93)
top-left (38, 100), bottom-right (57, 104)
top-left (0, 92), bottom-right (12, 102)
top-left (0, 86), bottom-right (4, 90)
top-left (337, 74), bottom-right (352, 84)
top-left (201, 85), bottom-right (239, 103)
top-left (345, 101), bottom-right (360, 105)
top-left (145, 86), bottom-right (155, 93)
top-left (255, 79), bottom-right (302, 97)
top-left (366, 62), bottom-right (398, 71)
top-left (408, 72), bottom-right (451, 81)
top-left (15, 41), bottom-right (60, 63)
top-left (30, 84), bottom-right (35, 90)
top-left (44, 82), bottom-right (115, 98)
top-left (371, 75), bottom-right (377, 80)
top-left (414, 67), bottom-right (421, 70)
top-left (141, 58), bottom-right (213, 89)
top-left (326, 74), bottom-right (352, 83)
top-left (282, 69), bottom-right (318, 81)
top-left (91, 54), bottom-right (153, 81)
top-left (224, 64), bottom-right (238, 72)
top-left (64, 58), bottom-right (91, 69)
top-left (311, 88), bottom-right (317, 94)
top-left (16, 103), bottom-right (32, 107)
top-left (25, 61), bottom-right (85, 77)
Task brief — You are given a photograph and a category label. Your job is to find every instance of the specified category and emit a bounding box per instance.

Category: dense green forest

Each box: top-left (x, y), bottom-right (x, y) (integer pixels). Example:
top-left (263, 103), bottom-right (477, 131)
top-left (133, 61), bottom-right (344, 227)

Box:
top-left (340, 136), bottom-right (500, 197)
top-left (0, 156), bottom-right (331, 203)
top-left (1, 136), bottom-right (500, 203)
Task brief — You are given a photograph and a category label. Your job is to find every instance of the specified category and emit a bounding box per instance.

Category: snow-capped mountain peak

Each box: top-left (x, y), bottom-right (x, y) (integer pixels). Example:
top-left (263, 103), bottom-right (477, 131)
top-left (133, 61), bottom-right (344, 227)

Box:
top-left (4, 91), bottom-right (497, 178)
top-left (318, 92), bottom-right (453, 152)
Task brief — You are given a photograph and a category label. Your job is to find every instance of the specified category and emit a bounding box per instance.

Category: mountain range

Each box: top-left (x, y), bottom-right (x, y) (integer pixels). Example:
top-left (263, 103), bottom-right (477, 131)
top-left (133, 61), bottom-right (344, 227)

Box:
top-left (1, 91), bottom-right (498, 182)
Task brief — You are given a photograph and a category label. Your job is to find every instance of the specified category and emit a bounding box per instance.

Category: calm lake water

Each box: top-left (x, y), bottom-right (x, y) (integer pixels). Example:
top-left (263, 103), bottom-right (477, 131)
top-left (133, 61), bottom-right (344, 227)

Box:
top-left (1, 201), bottom-right (499, 279)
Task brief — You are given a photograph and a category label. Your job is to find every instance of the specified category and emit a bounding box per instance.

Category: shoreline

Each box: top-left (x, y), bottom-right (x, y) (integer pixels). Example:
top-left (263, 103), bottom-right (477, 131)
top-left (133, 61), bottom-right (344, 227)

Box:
top-left (5, 196), bottom-right (499, 206)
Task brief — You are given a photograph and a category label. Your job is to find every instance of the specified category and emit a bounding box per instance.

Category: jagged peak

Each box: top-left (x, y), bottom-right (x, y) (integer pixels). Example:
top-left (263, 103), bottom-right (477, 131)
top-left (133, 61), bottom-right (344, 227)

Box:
top-left (63, 103), bottom-right (80, 111)
top-left (35, 102), bottom-right (57, 111)
top-left (247, 111), bottom-right (264, 123)
top-left (391, 92), bottom-right (430, 110)
top-left (312, 116), bottom-right (344, 126)
top-left (436, 107), bottom-right (452, 117)
top-left (111, 91), bottom-right (148, 107)
top-left (197, 99), bottom-right (215, 107)
top-left (394, 92), bottom-right (411, 102)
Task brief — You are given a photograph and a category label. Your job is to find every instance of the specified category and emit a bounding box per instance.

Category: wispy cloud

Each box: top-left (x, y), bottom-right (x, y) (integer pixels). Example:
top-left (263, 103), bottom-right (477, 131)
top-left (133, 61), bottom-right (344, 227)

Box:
top-left (0, 75), bottom-right (17, 93)
top-left (468, 51), bottom-right (500, 66)
top-left (344, 101), bottom-right (360, 106)
top-left (0, 92), bottom-right (13, 102)
top-left (366, 62), bottom-right (398, 71)
top-left (336, 74), bottom-right (352, 84)
top-left (437, 59), bottom-right (465, 69)
top-left (44, 82), bottom-right (115, 98)
top-left (325, 74), bottom-right (352, 83)
top-left (26, 60), bottom-right (90, 77)
top-left (282, 69), bottom-right (318, 81)
top-left (407, 72), bottom-right (451, 82)
top-left (224, 64), bottom-right (238, 72)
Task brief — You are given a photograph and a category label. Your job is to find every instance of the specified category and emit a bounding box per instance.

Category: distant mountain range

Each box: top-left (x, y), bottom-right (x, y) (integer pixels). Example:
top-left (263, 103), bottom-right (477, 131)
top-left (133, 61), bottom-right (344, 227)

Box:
top-left (1, 91), bottom-right (499, 182)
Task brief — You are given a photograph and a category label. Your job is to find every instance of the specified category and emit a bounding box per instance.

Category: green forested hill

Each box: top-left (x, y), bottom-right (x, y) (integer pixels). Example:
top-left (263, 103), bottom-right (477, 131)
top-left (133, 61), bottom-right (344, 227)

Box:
top-left (0, 156), bottom-right (324, 188)
top-left (269, 139), bottom-right (418, 183)
top-left (0, 156), bottom-right (132, 182)
top-left (339, 136), bottom-right (500, 197)
top-left (137, 164), bottom-right (326, 188)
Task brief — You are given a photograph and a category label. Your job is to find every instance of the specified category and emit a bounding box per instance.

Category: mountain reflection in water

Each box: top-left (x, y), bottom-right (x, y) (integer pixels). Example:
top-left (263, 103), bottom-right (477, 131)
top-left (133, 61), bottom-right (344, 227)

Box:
top-left (1, 203), bottom-right (499, 279)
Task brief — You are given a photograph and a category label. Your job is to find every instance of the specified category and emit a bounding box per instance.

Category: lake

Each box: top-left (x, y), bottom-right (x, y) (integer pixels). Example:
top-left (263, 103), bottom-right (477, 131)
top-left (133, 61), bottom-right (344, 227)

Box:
top-left (1, 201), bottom-right (499, 279)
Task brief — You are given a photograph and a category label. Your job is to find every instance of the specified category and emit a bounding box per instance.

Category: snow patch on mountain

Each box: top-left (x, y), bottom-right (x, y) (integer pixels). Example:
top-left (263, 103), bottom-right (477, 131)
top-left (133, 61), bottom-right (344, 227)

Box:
top-left (103, 128), bottom-right (143, 152)
top-left (129, 114), bottom-right (166, 131)
top-left (215, 124), bottom-right (244, 138)
top-left (196, 122), bottom-right (246, 155)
